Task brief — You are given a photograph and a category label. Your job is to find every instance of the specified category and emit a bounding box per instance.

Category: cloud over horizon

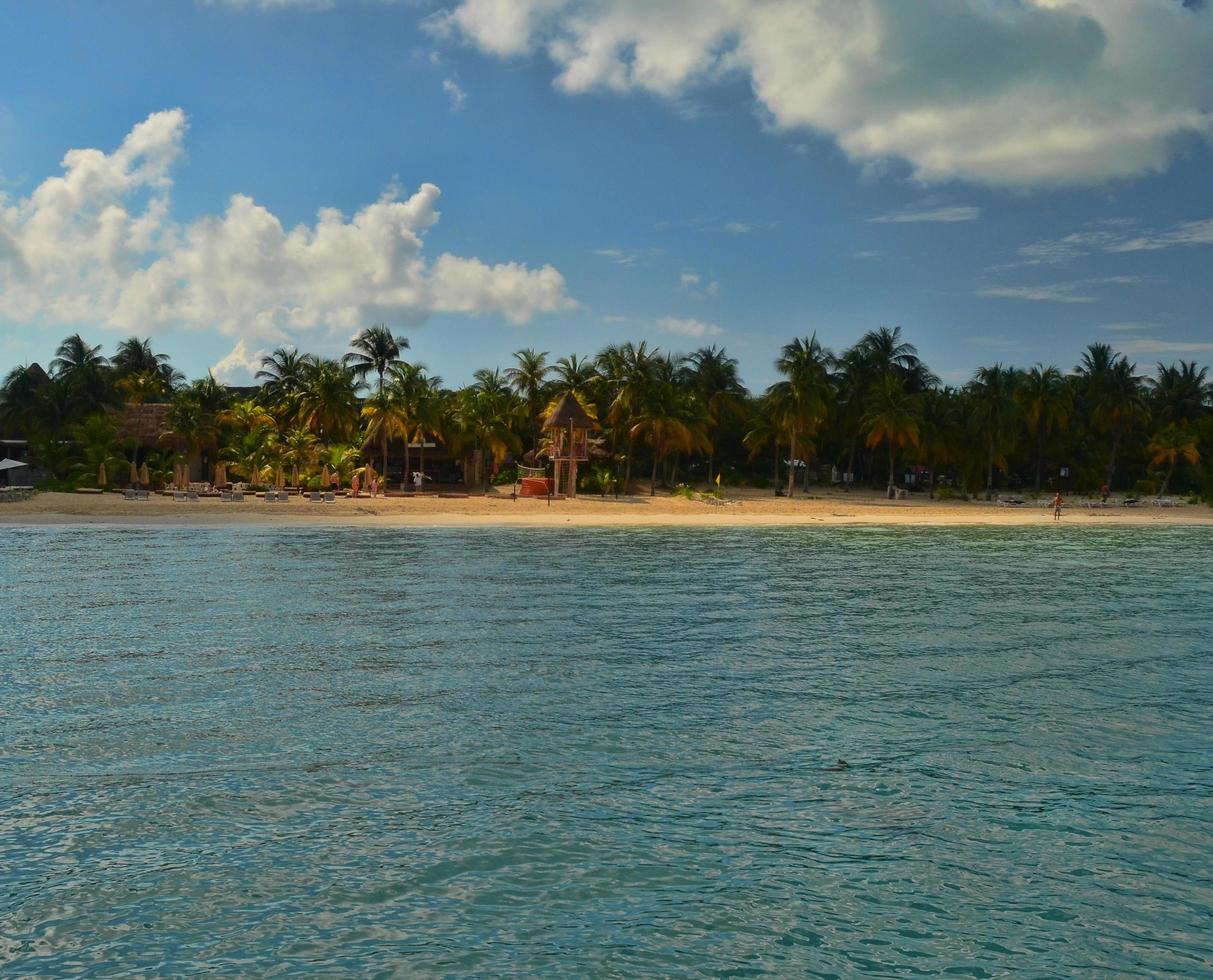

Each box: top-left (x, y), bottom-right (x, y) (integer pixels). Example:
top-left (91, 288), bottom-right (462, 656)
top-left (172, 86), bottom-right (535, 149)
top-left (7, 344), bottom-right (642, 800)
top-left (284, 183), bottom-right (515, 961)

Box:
top-left (0, 109), bottom-right (574, 355)
top-left (429, 0), bottom-right (1213, 188)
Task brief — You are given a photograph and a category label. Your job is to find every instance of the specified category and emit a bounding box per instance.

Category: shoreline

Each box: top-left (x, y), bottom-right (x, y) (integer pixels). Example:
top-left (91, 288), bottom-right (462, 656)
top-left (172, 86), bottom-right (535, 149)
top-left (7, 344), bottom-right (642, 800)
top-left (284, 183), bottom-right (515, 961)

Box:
top-left (2, 490), bottom-right (1210, 528)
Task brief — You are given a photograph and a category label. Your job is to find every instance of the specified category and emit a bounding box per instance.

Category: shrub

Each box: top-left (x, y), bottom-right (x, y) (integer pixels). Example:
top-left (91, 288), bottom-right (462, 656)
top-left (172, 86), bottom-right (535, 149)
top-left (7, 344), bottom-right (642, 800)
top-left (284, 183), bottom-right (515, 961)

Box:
top-left (671, 483), bottom-right (695, 499)
top-left (935, 486), bottom-right (965, 501)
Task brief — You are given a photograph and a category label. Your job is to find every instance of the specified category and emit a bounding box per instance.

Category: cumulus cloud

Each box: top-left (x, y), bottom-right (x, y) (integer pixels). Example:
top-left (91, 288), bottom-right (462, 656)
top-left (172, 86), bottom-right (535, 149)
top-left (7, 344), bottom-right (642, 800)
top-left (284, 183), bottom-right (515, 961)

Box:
top-left (656, 315), bottom-right (722, 338)
top-left (0, 110), bottom-right (574, 347)
top-left (210, 337), bottom-right (269, 384)
top-left (429, 0), bottom-right (1213, 187)
top-left (442, 78), bottom-right (468, 111)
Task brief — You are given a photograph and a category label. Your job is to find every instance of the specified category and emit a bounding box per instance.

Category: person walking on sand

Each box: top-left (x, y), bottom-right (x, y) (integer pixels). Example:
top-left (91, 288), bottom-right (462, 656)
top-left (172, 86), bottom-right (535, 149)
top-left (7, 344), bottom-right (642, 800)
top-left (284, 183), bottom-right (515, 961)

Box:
top-left (1052, 491), bottom-right (1063, 521)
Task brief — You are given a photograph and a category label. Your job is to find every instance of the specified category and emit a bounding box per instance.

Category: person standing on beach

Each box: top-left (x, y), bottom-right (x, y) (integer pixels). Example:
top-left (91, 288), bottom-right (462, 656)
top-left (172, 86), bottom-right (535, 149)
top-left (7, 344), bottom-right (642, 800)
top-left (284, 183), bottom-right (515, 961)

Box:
top-left (1052, 491), bottom-right (1063, 521)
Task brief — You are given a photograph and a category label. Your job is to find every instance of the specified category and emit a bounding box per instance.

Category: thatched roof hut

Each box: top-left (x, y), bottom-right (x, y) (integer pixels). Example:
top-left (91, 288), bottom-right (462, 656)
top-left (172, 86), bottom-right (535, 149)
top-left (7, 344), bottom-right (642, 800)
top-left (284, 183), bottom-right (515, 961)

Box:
top-left (542, 393), bottom-right (596, 431)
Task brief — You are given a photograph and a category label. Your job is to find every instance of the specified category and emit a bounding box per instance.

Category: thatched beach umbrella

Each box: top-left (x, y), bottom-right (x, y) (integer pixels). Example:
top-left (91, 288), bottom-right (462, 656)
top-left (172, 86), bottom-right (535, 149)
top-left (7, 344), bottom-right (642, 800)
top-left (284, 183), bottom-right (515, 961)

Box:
top-left (215, 462), bottom-right (226, 486)
top-left (291, 463), bottom-right (299, 487)
top-left (140, 462), bottom-right (150, 487)
top-left (129, 458), bottom-right (139, 487)
top-left (98, 462), bottom-right (107, 487)
top-left (276, 465), bottom-right (285, 489)
top-left (321, 464), bottom-right (330, 487)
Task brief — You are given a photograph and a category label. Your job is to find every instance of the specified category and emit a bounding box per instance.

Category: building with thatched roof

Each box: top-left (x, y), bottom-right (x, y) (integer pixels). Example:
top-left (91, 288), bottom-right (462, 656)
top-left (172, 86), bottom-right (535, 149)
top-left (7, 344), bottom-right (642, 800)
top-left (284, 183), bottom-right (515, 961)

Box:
top-left (543, 393), bottom-right (597, 497)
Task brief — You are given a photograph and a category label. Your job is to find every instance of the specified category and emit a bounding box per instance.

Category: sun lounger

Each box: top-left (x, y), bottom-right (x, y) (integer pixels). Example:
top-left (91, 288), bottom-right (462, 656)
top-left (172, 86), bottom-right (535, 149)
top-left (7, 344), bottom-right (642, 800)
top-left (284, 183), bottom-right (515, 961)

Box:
top-left (173, 491), bottom-right (187, 501)
top-left (309, 491), bottom-right (322, 502)
top-left (277, 491), bottom-right (290, 502)
top-left (186, 491), bottom-right (198, 502)
top-left (136, 489), bottom-right (149, 501)
top-left (231, 491), bottom-right (244, 502)
top-left (264, 490), bottom-right (277, 502)
top-left (323, 491), bottom-right (335, 503)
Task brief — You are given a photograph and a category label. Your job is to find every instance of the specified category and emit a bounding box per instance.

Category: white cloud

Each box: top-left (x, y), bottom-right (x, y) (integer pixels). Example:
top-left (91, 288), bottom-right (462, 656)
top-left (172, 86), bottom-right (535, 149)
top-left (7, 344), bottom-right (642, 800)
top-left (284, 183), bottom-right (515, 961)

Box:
top-left (977, 276), bottom-right (1142, 304)
top-left (431, 0), bottom-right (1213, 188)
top-left (204, 0), bottom-right (335, 8)
top-left (1017, 217), bottom-right (1213, 263)
top-left (593, 245), bottom-right (662, 266)
top-left (679, 270), bottom-right (719, 298)
top-left (210, 337), bottom-right (268, 384)
top-left (1115, 337), bottom-right (1213, 355)
top-left (724, 221), bottom-right (752, 235)
top-left (0, 110), bottom-right (574, 347)
top-left (442, 78), bottom-right (468, 111)
top-left (1107, 217), bottom-right (1213, 252)
top-left (656, 315), bottom-right (722, 338)
top-left (869, 205), bottom-right (981, 224)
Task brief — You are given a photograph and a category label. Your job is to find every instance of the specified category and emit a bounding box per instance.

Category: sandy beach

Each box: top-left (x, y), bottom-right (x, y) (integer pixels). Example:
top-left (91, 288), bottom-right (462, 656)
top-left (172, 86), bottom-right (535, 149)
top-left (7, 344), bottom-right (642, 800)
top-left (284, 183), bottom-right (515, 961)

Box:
top-left (2, 489), bottom-right (1209, 527)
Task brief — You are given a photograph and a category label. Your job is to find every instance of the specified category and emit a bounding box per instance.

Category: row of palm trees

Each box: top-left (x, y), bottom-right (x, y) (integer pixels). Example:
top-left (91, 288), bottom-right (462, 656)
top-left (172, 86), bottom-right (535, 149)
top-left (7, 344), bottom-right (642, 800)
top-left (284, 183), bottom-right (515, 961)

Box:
top-left (2, 326), bottom-right (1211, 498)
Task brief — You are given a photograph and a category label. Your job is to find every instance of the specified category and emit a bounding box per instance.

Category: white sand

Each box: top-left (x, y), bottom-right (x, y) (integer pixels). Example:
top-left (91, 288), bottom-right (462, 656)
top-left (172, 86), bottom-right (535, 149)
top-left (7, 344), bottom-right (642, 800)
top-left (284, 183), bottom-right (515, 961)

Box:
top-left (2, 489), bottom-right (1209, 528)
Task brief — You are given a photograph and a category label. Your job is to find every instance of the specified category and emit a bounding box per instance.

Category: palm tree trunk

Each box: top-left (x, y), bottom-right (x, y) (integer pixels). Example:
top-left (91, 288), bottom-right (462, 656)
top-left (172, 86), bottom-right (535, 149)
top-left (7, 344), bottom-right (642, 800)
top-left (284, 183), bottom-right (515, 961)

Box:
top-left (1034, 426), bottom-right (1044, 492)
top-left (772, 439), bottom-right (779, 488)
top-left (381, 430), bottom-right (388, 491)
top-left (650, 443), bottom-right (659, 496)
top-left (625, 433), bottom-right (634, 493)
top-left (985, 436), bottom-right (995, 501)
top-left (1159, 460), bottom-right (1174, 497)
top-left (786, 427), bottom-right (797, 499)
top-left (404, 439), bottom-right (411, 491)
top-left (1107, 424), bottom-right (1121, 490)
top-left (845, 433), bottom-right (857, 492)
top-left (707, 440), bottom-right (715, 485)
top-left (887, 439), bottom-right (896, 498)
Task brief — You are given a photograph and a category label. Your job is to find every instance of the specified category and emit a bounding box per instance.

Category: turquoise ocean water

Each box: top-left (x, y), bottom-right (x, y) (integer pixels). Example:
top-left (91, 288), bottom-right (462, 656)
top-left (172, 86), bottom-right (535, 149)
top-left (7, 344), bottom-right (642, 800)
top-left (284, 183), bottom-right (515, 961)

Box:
top-left (1, 524), bottom-right (1211, 976)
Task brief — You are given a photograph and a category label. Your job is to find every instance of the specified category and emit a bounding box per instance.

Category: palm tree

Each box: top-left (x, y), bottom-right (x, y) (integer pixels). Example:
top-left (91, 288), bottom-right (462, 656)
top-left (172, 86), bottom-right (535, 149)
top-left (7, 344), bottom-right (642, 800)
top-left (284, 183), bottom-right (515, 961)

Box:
top-left (1147, 425), bottom-right (1200, 497)
top-left (298, 359), bottom-right (360, 441)
top-left (600, 341), bottom-right (657, 492)
top-left (118, 369), bottom-right (167, 485)
top-left (968, 364), bottom-right (1021, 500)
top-left (112, 337), bottom-right (182, 390)
top-left (1081, 351), bottom-right (1148, 490)
top-left (504, 348), bottom-right (551, 452)
top-left (743, 394), bottom-right (784, 489)
top-left (361, 389), bottom-right (409, 486)
top-left (770, 335), bottom-right (833, 497)
top-left (50, 333), bottom-right (113, 419)
top-left (161, 393), bottom-right (217, 478)
top-left (71, 413), bottom-right (126, 488)
top-left (50, 333), bottom-right (108, 377)
top-left (256, 347), bottom-right (313, 420)
top-left (917, 387), bottom-right (962, 498)
top-left (1022, 364), bottom-right (1071, 491)
top-left (450, 387), bottom-right (521, 489)
top-left (1151, 361), bottom-right (1209, 427)
top-left (862, 373), bottom-right (920, 496)
top-left (343, 325), bottom-right (409, 396)
top-left (220, 430), bottom-right (273, 486)
top-left (858, 326), bottom-right (936, 390)
top-left (686, 345), bottom-right (747, 483)
top-left (281, 426), bottom-right (319, 487)
top-left (552, 353), bottom-right (600, 403)
top-left (630, 376), bottom-right (709, 495)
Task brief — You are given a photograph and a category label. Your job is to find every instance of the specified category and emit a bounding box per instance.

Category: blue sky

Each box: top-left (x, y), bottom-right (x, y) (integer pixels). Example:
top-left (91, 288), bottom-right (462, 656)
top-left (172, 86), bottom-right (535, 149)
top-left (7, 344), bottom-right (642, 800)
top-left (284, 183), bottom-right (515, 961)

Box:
top-left (1, 0), bottom-right (1211, 391)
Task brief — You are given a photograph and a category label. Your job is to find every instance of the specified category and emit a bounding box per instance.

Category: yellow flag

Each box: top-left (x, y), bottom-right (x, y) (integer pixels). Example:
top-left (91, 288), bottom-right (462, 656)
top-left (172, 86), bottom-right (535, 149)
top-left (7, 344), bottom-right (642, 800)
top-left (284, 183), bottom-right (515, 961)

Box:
top-left (715, 472), bottom-right (721, 486)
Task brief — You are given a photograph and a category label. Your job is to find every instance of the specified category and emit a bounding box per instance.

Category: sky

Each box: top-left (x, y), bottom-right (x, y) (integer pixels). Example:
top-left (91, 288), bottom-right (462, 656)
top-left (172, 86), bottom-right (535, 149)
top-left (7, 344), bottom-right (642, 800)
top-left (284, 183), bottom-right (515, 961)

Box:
top-left (1, 0), bottom-right (1211, 392)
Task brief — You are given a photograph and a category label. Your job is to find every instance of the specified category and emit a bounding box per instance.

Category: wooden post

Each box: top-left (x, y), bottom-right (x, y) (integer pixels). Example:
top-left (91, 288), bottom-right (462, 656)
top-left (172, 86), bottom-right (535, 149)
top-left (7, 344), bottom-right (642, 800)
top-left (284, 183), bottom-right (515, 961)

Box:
top-left (567, 421), bottom-right (577, 498)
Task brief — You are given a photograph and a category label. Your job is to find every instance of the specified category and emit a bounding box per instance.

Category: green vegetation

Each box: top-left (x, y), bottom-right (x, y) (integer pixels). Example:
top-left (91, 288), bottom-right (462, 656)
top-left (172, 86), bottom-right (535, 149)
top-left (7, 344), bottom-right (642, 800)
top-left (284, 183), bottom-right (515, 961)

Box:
top-left (2, 328), bottom-right (1212, 498)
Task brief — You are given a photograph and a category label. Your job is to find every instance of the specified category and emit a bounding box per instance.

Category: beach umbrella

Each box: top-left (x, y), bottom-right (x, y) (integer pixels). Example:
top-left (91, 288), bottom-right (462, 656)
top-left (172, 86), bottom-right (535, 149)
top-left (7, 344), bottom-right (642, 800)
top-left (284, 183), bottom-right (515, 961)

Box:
top-left (276, 465), bottom-right (285, 489)
top-left (140, 462), bottom-right (150, 487)
top-left (215, 462), bottom-right (226, 486)
top-left (98, 462), bottom-right (107, 487)
top-left (321, 464), bottom-right (330, 486)
top-left (291, 464), bottom-right (299, 487)
top-left (129, 458), bottom-right (139, 487)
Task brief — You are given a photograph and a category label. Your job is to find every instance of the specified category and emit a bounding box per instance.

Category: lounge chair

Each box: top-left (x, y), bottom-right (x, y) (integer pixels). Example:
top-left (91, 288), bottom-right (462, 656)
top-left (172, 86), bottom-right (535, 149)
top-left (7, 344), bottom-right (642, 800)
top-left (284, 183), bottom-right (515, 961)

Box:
top-left (231, 491), bottom-right (245, 502)
top-left (323, 491), bottom-right (335, 503)
top-left (136, 489), bottom-right (149, 501)
top-left (186, 491), bottom-right (199, 502)
top-left (264, 490), bottom-right (277, 502)
top-left (309, 491), bottom-right (322, 502)
top-left (277, 491), bottom-right (291, 502)
top-left (173, 490), bottom-right (187, 502)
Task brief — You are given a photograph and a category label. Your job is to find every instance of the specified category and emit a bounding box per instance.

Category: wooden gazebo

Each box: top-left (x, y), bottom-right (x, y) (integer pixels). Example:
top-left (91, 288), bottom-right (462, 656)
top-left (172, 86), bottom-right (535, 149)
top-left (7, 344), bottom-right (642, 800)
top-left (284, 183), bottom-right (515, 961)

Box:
top-left (543, 393), bottom-right (596, 498)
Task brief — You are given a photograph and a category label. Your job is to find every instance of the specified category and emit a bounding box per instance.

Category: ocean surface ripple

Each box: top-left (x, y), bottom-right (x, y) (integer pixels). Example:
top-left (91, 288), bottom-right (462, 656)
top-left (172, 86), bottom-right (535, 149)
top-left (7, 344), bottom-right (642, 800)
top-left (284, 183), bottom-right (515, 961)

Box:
top-left (2, 524), bottom-right (1211, 976)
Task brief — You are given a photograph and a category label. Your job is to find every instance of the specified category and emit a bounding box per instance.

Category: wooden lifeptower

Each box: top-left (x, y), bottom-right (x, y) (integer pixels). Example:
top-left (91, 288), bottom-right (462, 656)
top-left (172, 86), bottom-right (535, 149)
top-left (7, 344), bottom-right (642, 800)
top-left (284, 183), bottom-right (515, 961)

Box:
top-left (543, 393), bottom-right (595, 498)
